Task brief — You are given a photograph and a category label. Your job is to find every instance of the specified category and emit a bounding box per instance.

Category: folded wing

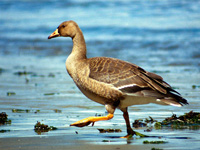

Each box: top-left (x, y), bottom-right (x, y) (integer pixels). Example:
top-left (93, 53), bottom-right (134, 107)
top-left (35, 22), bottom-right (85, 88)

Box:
top-left (88, 57), bottom-right (188, 107)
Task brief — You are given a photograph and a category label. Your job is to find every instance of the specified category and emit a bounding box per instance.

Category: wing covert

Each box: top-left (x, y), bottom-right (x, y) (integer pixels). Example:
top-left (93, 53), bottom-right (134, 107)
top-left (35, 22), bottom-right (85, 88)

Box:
top-left (88, 57), bottom-right (168, 94)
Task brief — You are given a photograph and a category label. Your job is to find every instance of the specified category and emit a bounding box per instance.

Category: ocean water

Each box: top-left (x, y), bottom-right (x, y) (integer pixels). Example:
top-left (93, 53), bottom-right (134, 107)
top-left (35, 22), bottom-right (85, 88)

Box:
top-left (0, 0), bottom-right (200, 149)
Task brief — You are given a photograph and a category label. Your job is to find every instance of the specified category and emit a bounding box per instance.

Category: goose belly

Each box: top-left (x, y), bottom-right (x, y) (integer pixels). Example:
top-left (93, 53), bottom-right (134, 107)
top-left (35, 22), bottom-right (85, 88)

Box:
top-left (77, 85), bottom-right (106, 105)
top-left (119, 95), bottom-right (168, 109)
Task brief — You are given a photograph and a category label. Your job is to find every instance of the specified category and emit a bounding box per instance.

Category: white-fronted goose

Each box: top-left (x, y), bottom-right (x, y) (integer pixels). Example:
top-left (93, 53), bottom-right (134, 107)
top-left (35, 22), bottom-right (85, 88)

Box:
top-left (48, 20), bottom-right (188, 137)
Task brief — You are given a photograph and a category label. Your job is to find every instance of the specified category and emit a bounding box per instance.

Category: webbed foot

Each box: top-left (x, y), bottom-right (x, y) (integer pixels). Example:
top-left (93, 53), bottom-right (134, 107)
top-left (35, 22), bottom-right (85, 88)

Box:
top-left (70, 113), bottom-right (114, 127)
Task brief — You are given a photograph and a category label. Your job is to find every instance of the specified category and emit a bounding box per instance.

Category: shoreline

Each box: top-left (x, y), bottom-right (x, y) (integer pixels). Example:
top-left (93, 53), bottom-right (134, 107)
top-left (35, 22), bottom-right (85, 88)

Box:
top-left (0, 134), bottom-right (168, 150)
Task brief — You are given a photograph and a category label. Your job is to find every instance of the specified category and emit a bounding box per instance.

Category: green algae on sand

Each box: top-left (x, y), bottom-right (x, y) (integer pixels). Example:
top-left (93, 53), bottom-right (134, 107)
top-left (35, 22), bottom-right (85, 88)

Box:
top-left (0, 112), bottom-right (11, 125)
top-left (34, 121), bottom-right (57, 134)
top-left (143, 140), bottom-right (167, 144)
top-left (155, 111), bottom-right (200, 130)
top-left (98, 128), bottom-right (122, 133)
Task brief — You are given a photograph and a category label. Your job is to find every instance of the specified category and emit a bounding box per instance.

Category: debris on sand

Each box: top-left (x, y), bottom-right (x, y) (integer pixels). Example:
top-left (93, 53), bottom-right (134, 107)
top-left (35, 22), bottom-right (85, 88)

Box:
top-left (12, 109), bottom-right (30, 113)
top-left (0, 112), bottom-right (11, 125)
top-left (14, 71), bottom-right (36, 76)
top-left (151, 148), bottom-right (163, 150)
top-left (192, 85), bottom-right (200, 89)
top-left (0, 68), bottom-right (5, 74)
top-left (155, 111), bottom-right (200, 129)
top-left (53, 109), bottom-right (62, 113)
top-left (7, 92), bottom-right (16, 96)
top-left (97, 128), bottom-right (122, 133)
top-left (132, 116), bottom-right (157, 128)
top-left (143, 140), bottom-right (167, 144)
top-left (132, 119), bottom-right (147, 128)
top-left (12, 109), bottom-right (40, 113)
top-left (34, 121), bottom-right (57, 134)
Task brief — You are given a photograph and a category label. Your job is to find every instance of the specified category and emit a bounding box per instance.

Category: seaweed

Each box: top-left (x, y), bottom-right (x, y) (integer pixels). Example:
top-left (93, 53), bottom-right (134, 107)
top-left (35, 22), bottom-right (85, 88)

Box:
top-left (155, 111), bottom-right (200, 129)
top-left (145, 116), bottom-right (157, 123)
top-left (12, 109), bottom-right (30, 113)
top-left (132, 116), bottom-right (157, 128)
top-left (102, 140), bottom-right (110, 142)
top-left (0, 112), bottom-right (11, 125)
top-left (44, 93), bottom-right (55, 96)
top-left (95, 113), bottom-right (103, 117)
top-left (0, 130), bottom-right (11, 133)
top-left (14, 71), bottom-right (45, 77)
top-left (154, 122), bottom-right (162, 129)
top-left (34, 121), bottom-right (57, 134)
top-left (151, 148), bottom-right (163, 150)
top-left (98, 129), bottom-right (148, 138)
top-left (132, 119), bottom-right (147, 128)
top-left (0, 68), bottom-right (3, 73)
top-left (192, 85), bottom-right (200, 89)
top-left (143, 140), bottom-right (167, 144)
top-left (0, 68), bottom-right (6, 74)
top-left (12, 109), bottom-right (40, 113)
top-left (44, 93), bottom-right (59, 96)
top-left (132, 111), bottom-right (200, 130)
top-left (14, 71), bottom-right (36, 76)
top-left (48, 73), bottom-right (55, 78)
top-left (7, 92), bottom-right (16, 96)
top-left (34, 110), bottom-right (40, 113)
top-left (54, 109), bottom-right (62, 113)
top-left (98, 128), bottom-right (122, 133)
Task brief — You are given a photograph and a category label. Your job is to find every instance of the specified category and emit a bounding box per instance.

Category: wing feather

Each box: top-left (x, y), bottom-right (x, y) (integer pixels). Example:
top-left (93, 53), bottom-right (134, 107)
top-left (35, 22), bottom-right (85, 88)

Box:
top-left (88, 57), bottom-right (167, 93)
top-left (88, 57), bottom-right (188, 106)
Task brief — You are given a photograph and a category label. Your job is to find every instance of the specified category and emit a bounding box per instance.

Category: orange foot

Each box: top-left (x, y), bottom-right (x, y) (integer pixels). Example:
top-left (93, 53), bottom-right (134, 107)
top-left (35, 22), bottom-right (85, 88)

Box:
top-left (120, 129), bottom-right (136, 138)
top-left (120, 134), bottom-right (134, 138)
top-left (70, 113), bottom-right (114, 127)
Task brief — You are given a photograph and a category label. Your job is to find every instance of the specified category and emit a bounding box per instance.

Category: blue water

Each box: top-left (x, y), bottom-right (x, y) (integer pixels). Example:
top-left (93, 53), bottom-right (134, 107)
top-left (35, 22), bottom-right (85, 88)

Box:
top-left (0, 0), bottom-right (200, 149)
top-left (1, 0), bottom-right (200, 61)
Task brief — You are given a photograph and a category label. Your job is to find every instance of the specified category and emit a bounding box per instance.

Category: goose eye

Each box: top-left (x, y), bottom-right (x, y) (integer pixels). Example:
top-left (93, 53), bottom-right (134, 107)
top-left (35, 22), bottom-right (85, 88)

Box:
top-left (62, 25), bottom-right (66, 28)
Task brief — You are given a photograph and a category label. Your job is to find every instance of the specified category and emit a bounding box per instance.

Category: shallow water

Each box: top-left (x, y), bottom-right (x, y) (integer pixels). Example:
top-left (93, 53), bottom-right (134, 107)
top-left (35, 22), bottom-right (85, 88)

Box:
top-left (0, 0), bottom-right (200, 149)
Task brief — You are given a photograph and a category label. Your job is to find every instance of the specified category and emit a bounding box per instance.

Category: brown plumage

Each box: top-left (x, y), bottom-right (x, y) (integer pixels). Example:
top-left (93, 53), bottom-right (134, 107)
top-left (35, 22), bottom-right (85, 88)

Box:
top-left (48, 20), bottom-right (188, 137)
top-left (88, 57), bottom-right (187, 107)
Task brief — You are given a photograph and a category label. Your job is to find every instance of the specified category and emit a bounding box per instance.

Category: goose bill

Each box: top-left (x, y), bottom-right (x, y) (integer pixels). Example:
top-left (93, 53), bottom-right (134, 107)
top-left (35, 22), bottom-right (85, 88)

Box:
top-left (48, 29), bottom-right (60, 39)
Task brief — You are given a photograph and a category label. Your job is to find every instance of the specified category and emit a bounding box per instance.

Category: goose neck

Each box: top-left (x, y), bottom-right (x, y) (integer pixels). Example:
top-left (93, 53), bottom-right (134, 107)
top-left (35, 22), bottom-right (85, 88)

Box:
top-left (71, 31), bottom-right (87, 60)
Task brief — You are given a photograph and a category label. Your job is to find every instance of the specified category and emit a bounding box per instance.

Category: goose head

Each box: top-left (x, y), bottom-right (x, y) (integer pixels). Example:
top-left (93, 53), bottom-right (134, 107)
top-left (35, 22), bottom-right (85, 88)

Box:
top-left (48, 20), bottom-right (78, 39)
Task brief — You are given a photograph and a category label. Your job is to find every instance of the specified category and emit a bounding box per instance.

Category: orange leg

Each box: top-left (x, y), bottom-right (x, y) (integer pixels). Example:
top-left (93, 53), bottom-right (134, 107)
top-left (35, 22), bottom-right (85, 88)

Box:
top-left (70, 113), bottom-right (114, 127)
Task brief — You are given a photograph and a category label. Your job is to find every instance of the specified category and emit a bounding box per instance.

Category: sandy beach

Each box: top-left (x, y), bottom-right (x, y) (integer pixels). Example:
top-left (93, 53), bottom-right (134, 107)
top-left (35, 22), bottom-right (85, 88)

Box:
top-left (0, 56), bottom-right (200, 150)
top-left (0, 136), bottom-right (159, 150)
top-left (1, 0), bottom-right (200, 150)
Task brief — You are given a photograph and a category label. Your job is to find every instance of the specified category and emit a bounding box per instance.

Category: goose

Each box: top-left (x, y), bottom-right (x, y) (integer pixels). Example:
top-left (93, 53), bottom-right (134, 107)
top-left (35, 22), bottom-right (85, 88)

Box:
top-left (48, 20), bottom-right (188, 137)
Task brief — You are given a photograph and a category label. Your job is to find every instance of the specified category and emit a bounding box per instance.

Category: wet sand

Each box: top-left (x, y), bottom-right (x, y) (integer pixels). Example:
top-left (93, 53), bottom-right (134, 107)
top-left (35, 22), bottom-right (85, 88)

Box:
top-left (0, 55), bottom-right (200, 150)
top-left (1, 0), bottom-right (200, 149)
top-left (1, 130), bottom-right (200, 150)
top-left (0, 135), bottom-right (163, 150)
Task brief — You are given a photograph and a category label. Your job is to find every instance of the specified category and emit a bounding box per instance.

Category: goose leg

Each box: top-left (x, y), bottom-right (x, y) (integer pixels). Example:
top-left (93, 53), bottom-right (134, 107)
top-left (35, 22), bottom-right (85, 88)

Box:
top-left (121, 108), bottom-right (135, 138)
top-left (70, 113), bottom-right (114, 127)
top-left (70, 104), bottom-right (115, 127)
